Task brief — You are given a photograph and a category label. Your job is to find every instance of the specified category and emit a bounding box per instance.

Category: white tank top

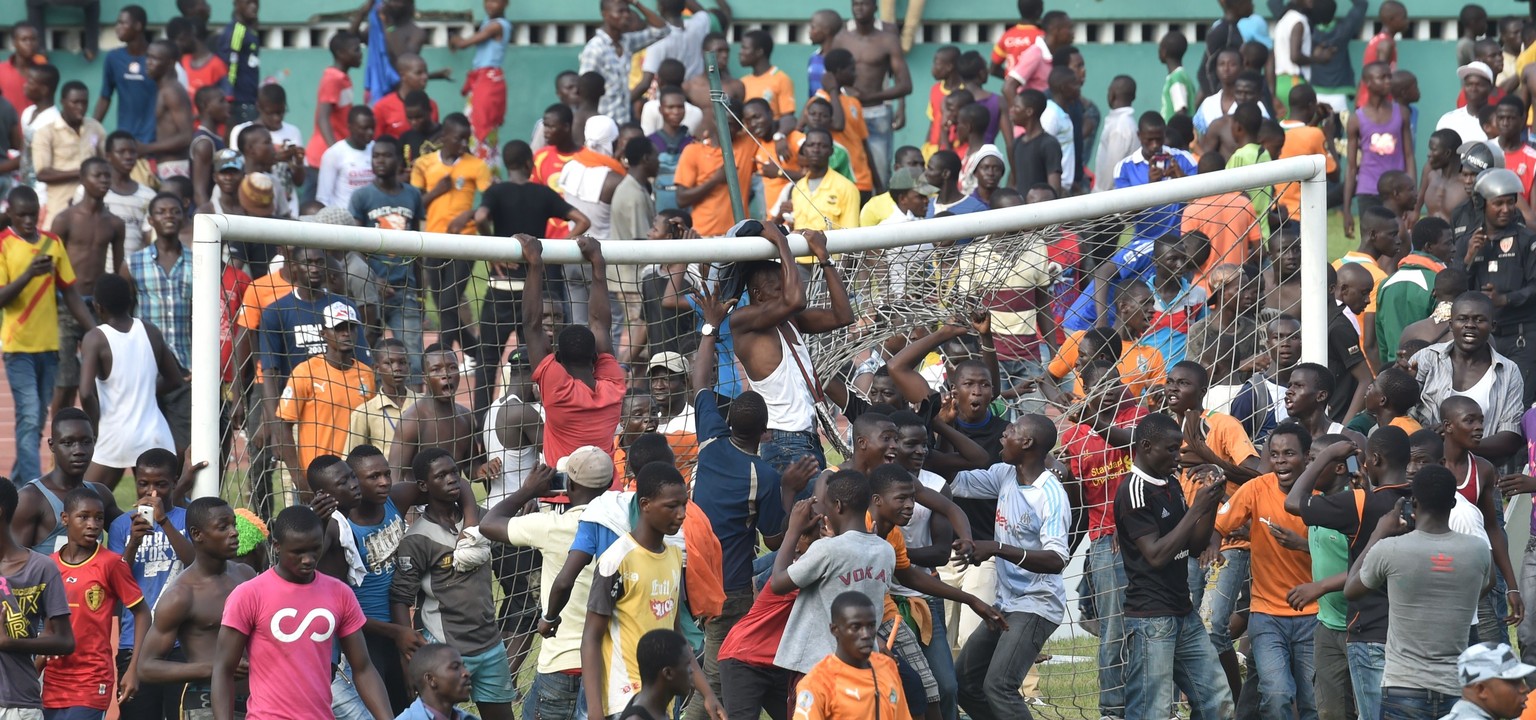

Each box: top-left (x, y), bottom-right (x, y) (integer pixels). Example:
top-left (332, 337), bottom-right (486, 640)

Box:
top-left (93, 319), bottom-right (176, 468)
top-left (1452, 364), bottom-right (1497, 419)
top-left (483, 392), bottom-right (541, 506)
top-left (752, 324), bottom-right (818, 433)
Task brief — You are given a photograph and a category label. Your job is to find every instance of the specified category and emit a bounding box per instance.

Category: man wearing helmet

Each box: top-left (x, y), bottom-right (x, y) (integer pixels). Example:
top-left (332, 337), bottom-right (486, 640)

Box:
top-left (1450, 140), bottom-right (1504, 242)
top-left (1461, 166), bottom-right (1536, 404)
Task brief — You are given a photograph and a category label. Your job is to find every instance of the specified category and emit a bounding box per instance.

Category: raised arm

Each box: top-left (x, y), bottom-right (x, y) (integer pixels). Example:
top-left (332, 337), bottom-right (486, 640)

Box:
top-left (691, 283), bottom-right (734, 392)
top-left (792, 230), bottom-right (855, 334)
top-left (723, 224), bottom-right (807, 335)
top-left (1132, 472), bottom-right (1224, 569)
top-left (577, 235), bottom-right (614, 356)
top-left (480, 464), bottom-right (556, 543)
top-left (517, 234), bottom-right (552, 366)
top-left (887, 324), bottom-right (966, 404)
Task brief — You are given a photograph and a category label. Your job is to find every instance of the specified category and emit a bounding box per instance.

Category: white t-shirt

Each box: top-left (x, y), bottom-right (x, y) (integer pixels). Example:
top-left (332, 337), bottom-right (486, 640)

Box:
top-left (641, 13), bottom-right (711, 80)
top-left (1437, 108), bottom-right (1489, 143)
top-left (1041, 100), bottom-right (1075, 186)
top-left (229, 120), bottom-right (304, 154)
top-left (1273, 10), bottom-right (1311, 78)
top-left (639, 100), bottom-right (705, 136)
top-left (317, 140), bottom-right (375, 209)
top-left (103, 183), bottom-right (158, 261)
top-left (1192, 91), bottom-right (1272, 134)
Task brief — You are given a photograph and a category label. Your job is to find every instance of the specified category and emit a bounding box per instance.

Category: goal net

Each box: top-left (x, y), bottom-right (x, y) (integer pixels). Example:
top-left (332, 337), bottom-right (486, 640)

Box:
top-left (190, 155), bottom-right (1328, 716)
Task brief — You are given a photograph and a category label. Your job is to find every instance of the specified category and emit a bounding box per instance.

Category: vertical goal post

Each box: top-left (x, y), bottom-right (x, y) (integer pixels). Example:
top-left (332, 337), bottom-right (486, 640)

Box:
top-left (188, 154), bottom-right (1331, 500)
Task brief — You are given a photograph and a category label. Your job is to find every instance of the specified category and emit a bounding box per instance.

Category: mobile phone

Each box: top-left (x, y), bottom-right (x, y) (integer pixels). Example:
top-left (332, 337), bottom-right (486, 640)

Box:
top-left (1345, 455), bottom-right (1360, 476)
top-left (1151, 153), bottom-right (1170, 167)
top-left (137, 505), bottom-right (155, 523)
top-left (551, 471), bottom-right (569, 493)
top-left (1400, 498), bottom-right (1416, 529)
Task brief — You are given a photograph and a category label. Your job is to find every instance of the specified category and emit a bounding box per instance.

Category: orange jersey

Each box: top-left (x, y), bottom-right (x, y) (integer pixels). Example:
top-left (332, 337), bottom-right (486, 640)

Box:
top-left (794, 653), bottom-right (911, 720)
top-left (277, 355), bottom-right (375, 472)
top-left (1214, 473), bottom-right (1316, 616)
top-left (814, 90), bottom-right (873, 191)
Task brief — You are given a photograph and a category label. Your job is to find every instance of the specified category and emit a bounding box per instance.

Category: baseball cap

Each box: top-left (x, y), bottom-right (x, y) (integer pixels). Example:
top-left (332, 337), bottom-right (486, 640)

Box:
top-left (648, 351), bottom-right (688, 375)
top-left (889, 167), bottom-right (939, 196)
top-left (322, 301), bottom-right (360, 329)
top-left (1459, 61), bottom-right (1495, 84)
top-left (214, 148), bottom-right (244, 172)
top-left (557, 446), bottom-right (615, 489)
top-left (300, 206), bottom-right (359, 226)
top-left (238, 172), bottom-right (275, 217)
top-left (1458, 642), bottom-right (1536, 687)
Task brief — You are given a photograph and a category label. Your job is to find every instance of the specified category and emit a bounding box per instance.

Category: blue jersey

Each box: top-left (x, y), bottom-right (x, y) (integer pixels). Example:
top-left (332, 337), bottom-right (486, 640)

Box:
top-left (350, 500), bottom-right (406, 621)
top-left (258, 292), bottom-right (370, 380)
top-left (101, 49), bottom-right (157, 143)
top-left (108, 507), bottom-right (189, 648)
top-left (1064, 236), bottom-right (1157, 331)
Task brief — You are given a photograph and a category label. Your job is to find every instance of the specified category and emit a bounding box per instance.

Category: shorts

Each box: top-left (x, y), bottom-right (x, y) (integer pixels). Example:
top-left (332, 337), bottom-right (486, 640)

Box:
top-left (879, 617), bottom-right (940, 704)
top-left (40, 710), bottom-right (103, 720)
top-left (0, 710), bottom-right (43, 720)
top-left (181, 683), bottom-right (247, 720)
top-left (463, 67), bottom-right (507, 142)
top-left (461, 641), bottom-right (519, 704)
top-left (493, 544), bottom-right (541, 635)
top-left (161, 382), bottom-right (192, 452)
top-left (56, 308), bottom-right (89, 388)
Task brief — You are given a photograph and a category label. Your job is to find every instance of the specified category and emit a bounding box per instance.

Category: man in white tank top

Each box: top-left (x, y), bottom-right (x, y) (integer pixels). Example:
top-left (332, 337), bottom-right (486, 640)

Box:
top-left (76, 273), bottom-right (179, 487)
top-left (723, 224), bottom-right (854, 473)
top-left (1410, 292), bottom-right (1524, 461)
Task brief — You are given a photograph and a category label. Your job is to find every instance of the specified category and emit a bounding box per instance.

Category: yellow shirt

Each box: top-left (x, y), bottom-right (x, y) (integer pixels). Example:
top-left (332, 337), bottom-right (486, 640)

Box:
top-left (0, 229), bottom-right (77, 353)
top-left (411, 151), bottom-right (493, 234)
top-left (859, 191), bottom-right (898, 228)
top-left (742, 66), bottom-right (797, 118)
top-left (791, 168), bottom-right (861, 233)
top-left (590, 532), bottom-right (683, 716)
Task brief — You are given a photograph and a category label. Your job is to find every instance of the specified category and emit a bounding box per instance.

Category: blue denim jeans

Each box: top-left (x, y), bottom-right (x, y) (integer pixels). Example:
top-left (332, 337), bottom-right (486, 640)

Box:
top-left (526, 671), bottom-right (587, 720)
top-left (999, 356), bottom-right (1049, 418)
top-left (1089, 535), bottom-right (1129, 718)
top-left (381, 290), bottom-right (425, 381)
top-left (330, 660), bottom-right (372, 720)
top-left (1192, 548), bottom-right (1250, 652)
top-left (5, 351), bottom-right (56, 482)
top-left (955, 611), bottom-right (1057, 720)
top-left (1124, 611), bottom-right (1235, 720)
top-left (760, 428), bottom-right (827, 475)
top-left (1249, 613), bottom-right (1318, 720)
top-left (1380, 687), bottom-right (1456, 720)
top-left (863, 103), bottom-right (893, 188)
top-left (1347, 641), bottom-right (1385, 720)
top-left (922, 596), bottom-right (958, 720)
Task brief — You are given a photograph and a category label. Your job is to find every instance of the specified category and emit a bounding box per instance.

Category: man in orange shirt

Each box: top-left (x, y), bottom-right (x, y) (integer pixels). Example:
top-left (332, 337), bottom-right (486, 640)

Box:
top-left (674, 103), bottom-right (755, 237)
top-left (792, 592), bottom-right (911, 720)
top-left (739, 30), bottom-right (796, 132)
top-left (414, 113), bottom-right (492, 357)
top-left (276, 301), bottom-right (375, 491)
top-left (1182, 154), bottom-right (1262, 291)
top-left (1276, 84), bottom-right (1338, 221)
top-left (816, 49), bottom-right (876, 200)
top-left (1213, 423), bottom-right (1319, 720)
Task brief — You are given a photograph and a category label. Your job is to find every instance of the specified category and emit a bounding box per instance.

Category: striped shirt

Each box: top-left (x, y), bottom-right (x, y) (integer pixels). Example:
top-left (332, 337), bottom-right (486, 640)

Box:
top-left (126, 242), bottom-right (193, 369)
top-left (577, 25), bottom-right (672, 124)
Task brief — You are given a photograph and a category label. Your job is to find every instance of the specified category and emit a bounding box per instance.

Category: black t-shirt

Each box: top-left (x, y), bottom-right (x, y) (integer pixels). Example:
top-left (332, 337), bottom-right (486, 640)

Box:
top-left (1298, 483), bottom-right (1413, 644)
top-left (1115, 469), bottom-right (1194, 617)
top-left (400, 126), bottom-right (440, 170)
top-left (1326, 303), bottom-right (1364, 421)
top-left (1011, 132), bottom-right (1063, 194)
top-left (479, 182), bottom-right (576, 279)
top-left (951, 409), bottom-right (1008, 542)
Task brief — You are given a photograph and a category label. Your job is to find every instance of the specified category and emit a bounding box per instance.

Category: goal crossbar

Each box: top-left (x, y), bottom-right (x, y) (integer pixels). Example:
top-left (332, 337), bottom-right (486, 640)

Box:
top-left (187, 154), bottom-right (1330, 498)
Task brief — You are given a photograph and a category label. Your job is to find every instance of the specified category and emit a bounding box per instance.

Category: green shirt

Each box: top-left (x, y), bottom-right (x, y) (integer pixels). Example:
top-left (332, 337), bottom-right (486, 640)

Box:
top-left (1373, 252), bottom-right (1443, 365)
top-left (1226, 143), bottom-right (1273, 237)
top-left (1162, 66), bottom-right (1197, 121)
top-left (1309, 523), bottom-right (1351, 631)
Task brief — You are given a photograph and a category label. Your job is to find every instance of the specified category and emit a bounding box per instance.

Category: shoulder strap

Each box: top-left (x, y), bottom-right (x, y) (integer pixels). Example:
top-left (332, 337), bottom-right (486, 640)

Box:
top-left (777, 323), bottom-right (825, 403)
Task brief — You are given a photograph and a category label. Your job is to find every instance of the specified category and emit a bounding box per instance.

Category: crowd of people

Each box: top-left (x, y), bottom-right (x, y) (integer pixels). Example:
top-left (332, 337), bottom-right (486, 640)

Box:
top-left (11, 1), bottom-right (1536, 720)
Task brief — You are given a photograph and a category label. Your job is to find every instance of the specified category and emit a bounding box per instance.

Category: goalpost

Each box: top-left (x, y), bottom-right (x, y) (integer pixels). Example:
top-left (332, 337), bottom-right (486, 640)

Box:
top-left (188, 153), bottom-right (1327, 715)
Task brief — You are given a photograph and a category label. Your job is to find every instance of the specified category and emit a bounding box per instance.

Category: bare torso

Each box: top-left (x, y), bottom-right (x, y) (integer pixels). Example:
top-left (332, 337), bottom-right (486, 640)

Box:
top-left (55, 204), bottom-right (121, 295)
top-left (1265, 273), bottom-right (1302, 319)
top-left (155, 79), bottom-right (193, 162)
top-left (1424, 167), bottom-right (1467, 221)
top-left (831, 27), bottom-right (899, 106)
top-left (176, 564), bottom-right (255, 693)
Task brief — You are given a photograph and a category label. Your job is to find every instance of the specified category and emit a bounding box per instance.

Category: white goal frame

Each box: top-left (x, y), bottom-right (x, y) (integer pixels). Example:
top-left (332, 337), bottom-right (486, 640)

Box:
top-left (187, 155), bottom-right (1331, 499)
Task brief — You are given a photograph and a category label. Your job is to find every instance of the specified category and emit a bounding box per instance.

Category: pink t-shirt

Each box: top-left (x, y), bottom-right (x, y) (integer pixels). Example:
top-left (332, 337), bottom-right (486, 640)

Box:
top-left (533, 353), bottom-right (625, 482)
top-left (307, 67), bottom-right (355, 168)
top-left (221, 569), bottom-right (366, 720)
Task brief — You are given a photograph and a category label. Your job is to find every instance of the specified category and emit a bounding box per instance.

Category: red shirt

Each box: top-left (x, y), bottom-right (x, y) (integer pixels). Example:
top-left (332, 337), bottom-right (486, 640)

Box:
top-left (220, 264), bottom-right (252, 383)
top-left (44, 547), bottom-right (144, 710)
top-left (925, 82), bottom-right (953, 147)
top-left (1357, 33), bottom-right (1397, 107)
top-left (0, 56), bottom-right (42, 114)
top-left (372, 91), bottom-right (438, 140)
top-left (1061, 405), bottom-right (1146, 540)
top-left (180, 54), bottom-right (228, 101)
top-left (990, 23), bottom-right (1044, 74)
top-left (532, 353), bottom-right (626, 481)
top-left (1504, 144), bottom-right (1536, 200)
top-left (307, 67), bottom-right (354, 168)
top-left (718, 585), bottom-right (797, 667)
top-left (532, 146), bottom-right (578, 238)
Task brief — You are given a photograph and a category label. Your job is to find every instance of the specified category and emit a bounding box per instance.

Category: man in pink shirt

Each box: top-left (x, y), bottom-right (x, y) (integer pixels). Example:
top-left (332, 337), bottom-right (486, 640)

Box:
top-left (211, 506), bottom-right (394, 720)
top-left (517, 233), bottom-right (626, 481)
top-left (1004, 11), bottom-right (1074, 96)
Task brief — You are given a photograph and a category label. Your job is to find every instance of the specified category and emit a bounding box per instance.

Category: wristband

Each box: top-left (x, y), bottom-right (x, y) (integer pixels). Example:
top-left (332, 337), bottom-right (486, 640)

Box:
top-left (542, 613), bottom-right (561, 624)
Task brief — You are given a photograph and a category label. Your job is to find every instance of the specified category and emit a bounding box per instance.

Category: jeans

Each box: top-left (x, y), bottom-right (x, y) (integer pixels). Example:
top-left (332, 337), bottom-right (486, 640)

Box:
top-left (999, 356), bottom-right (1049, 418)
top-left (381, 289), bottom-right (425, 381)
top-left (116, 646), bottom-right (182, 720)
top-left (330, 660), bottom-right (372, 720)
top-left (719, 660), bottom-right (787, 720)
top-left (5, 352), bottom-right (56, 483)
top-left (525, 672), bottom-right (586, 720)
top-left (684, 588), bottom-right (754, 720)
top-left (1249, 613), bottom-right (1318, 720)
top-left (1124, 611), bottom-right (1235, 720)
top-left (863, 103), bottom-right (893, 189)
top-left (1313, 624), bottom-right (1355, 720)
top-left (760, 428), bottom-right (826, 474)
top-left (955, 610), bottom-right (1056, 720)
top-left (1347, 641), bottom-right (1385, 720)
top-left (1195, 548), bottom-right (1250, 652)
top-left (427, 258), bottom-right (477, 353)
top-left (474, 285), bottom-right (523, 421)
top-left (922, 596), bottom-right (958, 720)
top-left (1380, 687), bottom-right (1456, 720)
top-left (1518, 536), bottom-right (1536, 665)
top-left (561, 265), bottom-right (623, 356)
top-left (1089, 535), bottom-right (1129, 718)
